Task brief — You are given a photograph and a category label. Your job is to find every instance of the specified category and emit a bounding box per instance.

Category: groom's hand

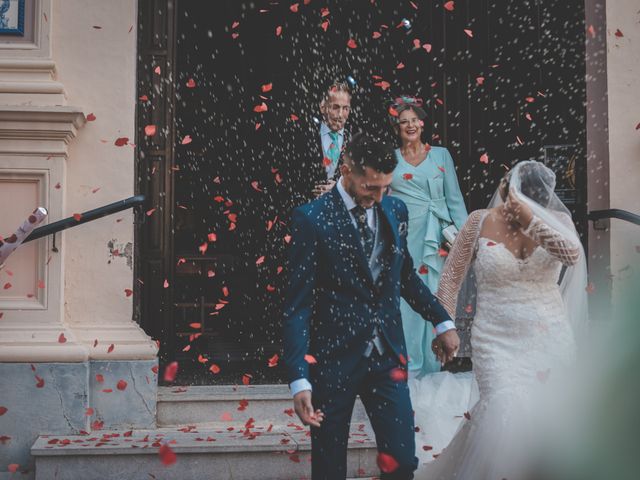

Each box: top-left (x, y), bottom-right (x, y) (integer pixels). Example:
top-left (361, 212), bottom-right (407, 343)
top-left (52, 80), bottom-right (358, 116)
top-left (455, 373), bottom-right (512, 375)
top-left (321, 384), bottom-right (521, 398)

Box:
top-left (432, 329), bottom-right (460, 365)
top-left (293, 390), bottom-right (324, 428)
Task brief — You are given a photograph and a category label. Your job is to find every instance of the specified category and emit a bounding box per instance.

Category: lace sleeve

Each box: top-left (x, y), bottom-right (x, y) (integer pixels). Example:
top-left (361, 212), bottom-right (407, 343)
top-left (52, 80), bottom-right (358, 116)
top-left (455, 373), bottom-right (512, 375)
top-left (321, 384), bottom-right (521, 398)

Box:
top-left (522, 214), bottom-right (581, 266)
top-left (436, 210), bottom-right (485, 318)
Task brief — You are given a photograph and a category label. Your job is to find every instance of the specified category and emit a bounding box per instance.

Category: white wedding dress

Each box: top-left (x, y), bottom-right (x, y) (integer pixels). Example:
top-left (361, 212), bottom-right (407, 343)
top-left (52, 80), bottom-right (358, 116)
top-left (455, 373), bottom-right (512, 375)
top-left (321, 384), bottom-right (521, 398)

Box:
top-left (412, 236), bottom-right (576, 480)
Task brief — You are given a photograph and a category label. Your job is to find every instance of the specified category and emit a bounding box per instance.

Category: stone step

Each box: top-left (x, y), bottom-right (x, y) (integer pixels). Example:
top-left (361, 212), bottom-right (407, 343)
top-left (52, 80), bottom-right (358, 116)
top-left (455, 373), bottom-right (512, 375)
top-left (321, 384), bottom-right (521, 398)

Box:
top-left (32, 423), bottom-right (378, 480)
top-left (157, 384), bottom-right (370, 427)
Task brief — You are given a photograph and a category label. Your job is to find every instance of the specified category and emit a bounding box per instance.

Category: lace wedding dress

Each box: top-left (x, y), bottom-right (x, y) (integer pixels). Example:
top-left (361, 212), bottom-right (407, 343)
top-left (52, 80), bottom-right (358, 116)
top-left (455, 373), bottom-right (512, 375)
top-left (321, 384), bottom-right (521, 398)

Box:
top-left (413, 210), bottom-right (579, 480)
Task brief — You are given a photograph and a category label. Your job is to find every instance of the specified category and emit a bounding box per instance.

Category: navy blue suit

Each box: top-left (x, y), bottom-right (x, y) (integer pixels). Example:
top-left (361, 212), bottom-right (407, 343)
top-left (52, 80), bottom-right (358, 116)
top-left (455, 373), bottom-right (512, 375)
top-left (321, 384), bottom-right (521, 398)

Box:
top-left (283, 187), bottom-right (452, 479)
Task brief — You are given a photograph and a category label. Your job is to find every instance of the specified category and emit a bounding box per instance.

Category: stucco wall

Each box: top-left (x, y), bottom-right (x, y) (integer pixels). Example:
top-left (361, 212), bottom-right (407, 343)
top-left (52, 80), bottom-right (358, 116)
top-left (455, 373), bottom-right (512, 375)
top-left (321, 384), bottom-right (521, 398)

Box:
top-left (51, 0), bottom-right (137, 327)
top-left (605, 1), bottom-right (640, 304)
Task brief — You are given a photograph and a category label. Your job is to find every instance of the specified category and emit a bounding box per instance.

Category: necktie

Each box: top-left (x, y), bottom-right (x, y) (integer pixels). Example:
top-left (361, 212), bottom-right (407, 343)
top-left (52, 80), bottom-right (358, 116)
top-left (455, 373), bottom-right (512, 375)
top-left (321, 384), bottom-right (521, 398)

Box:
top-left (352, 205), bottom-right (374, 260)
top-left (327, 131), bottom-right (340, 166)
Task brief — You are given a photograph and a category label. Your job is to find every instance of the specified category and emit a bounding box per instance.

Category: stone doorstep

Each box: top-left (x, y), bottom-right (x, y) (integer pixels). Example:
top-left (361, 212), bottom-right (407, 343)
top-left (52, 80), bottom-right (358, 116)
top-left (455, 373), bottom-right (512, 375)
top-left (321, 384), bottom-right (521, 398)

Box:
top-left (31, 423), bottom-right (377, 457)
top-left (157, 384), bottom-right (371, 427)
top-left (31, 425), bottom-right (379, 479)
top-left (157, 384), bottom-right (293, 402)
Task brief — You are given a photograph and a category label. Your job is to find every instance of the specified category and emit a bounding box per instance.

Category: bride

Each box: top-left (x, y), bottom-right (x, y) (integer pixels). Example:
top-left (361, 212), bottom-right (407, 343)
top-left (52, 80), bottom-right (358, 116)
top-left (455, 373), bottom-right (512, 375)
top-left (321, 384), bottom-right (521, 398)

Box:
top-left (412, 160), bottom-right (588, 479)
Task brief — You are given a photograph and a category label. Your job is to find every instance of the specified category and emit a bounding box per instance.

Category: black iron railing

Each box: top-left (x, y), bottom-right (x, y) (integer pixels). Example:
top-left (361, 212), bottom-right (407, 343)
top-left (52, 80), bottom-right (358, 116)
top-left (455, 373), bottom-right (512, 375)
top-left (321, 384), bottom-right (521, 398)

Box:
top-left (24, 195), bottom-right (146, 243)
top-left (587, 209), bottom-right (640, 226)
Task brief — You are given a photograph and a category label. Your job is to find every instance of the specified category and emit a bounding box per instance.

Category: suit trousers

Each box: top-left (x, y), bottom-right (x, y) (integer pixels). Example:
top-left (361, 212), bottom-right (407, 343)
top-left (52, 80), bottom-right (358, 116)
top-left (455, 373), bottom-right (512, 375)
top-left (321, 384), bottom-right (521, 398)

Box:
top-left (310, 348), bottom-right (418, 480)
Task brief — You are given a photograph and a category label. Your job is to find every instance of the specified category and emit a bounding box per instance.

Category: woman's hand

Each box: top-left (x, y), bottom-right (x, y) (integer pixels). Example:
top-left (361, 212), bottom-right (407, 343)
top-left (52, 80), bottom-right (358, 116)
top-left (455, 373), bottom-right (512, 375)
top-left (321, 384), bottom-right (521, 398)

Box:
top-left (503, 187), bottom-right (534, 228)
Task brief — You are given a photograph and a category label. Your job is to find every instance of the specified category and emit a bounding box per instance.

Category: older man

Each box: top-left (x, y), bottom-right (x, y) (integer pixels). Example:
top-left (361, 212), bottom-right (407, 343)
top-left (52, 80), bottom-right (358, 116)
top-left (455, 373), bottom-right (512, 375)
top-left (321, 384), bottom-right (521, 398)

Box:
top-left (311, 82), bottom-right (352, 197)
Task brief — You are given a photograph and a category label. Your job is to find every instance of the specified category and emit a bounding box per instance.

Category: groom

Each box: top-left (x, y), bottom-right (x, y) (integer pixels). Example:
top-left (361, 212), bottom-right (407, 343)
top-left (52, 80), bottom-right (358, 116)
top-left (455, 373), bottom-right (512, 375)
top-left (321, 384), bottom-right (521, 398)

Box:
top-left (283, 133), bottom-right (460, 479)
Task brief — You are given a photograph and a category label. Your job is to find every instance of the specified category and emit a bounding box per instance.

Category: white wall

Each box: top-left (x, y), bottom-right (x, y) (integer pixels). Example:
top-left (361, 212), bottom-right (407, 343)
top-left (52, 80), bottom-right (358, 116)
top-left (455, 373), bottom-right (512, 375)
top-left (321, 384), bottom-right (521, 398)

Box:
top-left (605, 0), bottom-right (640, 305)
top-left (52, 0), bottom-right (138, 327)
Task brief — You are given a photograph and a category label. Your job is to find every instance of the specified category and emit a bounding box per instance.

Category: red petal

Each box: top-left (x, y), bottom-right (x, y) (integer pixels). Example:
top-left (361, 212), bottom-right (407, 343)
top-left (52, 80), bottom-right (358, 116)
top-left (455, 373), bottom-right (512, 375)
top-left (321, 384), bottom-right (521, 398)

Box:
top-left (464, 29), bottom-right (473, 38)
top-left (86, 113), bottom-right (97, 122)
top-left (388, 106), bottom-right (399, 117)
top-left (276, 26), bottom-right (282, 36)
top-left (73, 213), bottom-right (82, 222)
top-left (268, 353), bottom-right (279, 367)
top-left (96, 374), bottom-right (104, 383)
top-left (304, 354), bottom-right (317, 364)
top-left (479, 153), bottom-right (489, 164)
top-left (418, 265), bottom-right (429, 275)
top-left (158, 443), bottom-right (177, 466)
top-left (181, 135), bottom-right (192, 145)
top-left (372, 31), bottom-right (381, 39)
top-left (189, 323), bottom-right (202, 329)
top-left (242, 373), bottom-right (252, 385)
top-left (144, 125), bottom-right (157, 136)
top-left (347, 38), bottom-right (357, 49)
top-left (261, 83), bottom-right (273, 93)
top-left (256, 256), bottom-right (266, 265)
top-left (58, 333), bottom-right (67, 343)
top-left (422, 445), bottom-right (433, 451)
top-left (0, 406), bottom-right (7, 416)
top-left (614, 28), bottom-right (623, 37)
top-left (476, 76), bottom-right (485, 86)
top-left (444, 1), bottom-right (455, 11)
top-left (8, 464), bottom-right (19, 473)
top-left (253, 102), bottom-right (268, 113)
top-left (396, 62), bottom-right (405, 69)
top-left (107, 343), bottom-right (115, 353)
top-left (164, 361), bottom-right (179, 382)
top-left (402, 173), bottom-right (413, 180)
top-left (114, 137), bottom-right (129, 146)
top-left (321, 20), bottom-right (329, 32)
top-left (124, 288), bottom-right (133, 297)
top-left (389, 367), bottom-right (408, 382)
top-left (35, 375), bottom-right (45, 388)
top-left (209, 364), bottom-right (221, 374)
top-left (377, 452), bottom-right (400, 473)
top-left (117, 380), bottom-right (128, 391)
top-left (186, 78), bottom-right (196, 88)
top-left (290, 3), bottom-right (299, 13)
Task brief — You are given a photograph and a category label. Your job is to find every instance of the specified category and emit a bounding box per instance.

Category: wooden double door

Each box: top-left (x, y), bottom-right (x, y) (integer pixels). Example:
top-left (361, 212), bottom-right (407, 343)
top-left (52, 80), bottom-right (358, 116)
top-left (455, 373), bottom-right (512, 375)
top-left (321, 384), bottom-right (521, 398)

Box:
top-left (135, 0), bottom-right (587, 384)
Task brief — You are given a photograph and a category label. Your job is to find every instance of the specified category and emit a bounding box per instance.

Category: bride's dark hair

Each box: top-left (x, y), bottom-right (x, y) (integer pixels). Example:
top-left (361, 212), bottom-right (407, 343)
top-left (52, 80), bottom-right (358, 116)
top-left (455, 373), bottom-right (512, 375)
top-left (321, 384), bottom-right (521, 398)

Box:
top-left (519, 162), bottom-right (556, 207)
top-left (500, 162), bottom-right (556, 207)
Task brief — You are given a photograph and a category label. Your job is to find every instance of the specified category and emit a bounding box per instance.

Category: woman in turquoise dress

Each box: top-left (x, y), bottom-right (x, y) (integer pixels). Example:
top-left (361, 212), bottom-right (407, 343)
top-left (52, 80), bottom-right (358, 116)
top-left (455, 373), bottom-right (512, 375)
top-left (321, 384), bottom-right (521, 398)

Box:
top-left (389, 96), bottom-right (468, 377)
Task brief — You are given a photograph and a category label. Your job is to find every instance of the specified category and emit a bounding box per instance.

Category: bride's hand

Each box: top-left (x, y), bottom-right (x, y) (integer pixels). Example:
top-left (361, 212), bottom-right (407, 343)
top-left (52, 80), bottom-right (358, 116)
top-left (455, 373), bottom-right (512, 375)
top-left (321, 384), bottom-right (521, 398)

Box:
top-left (432, 330), bottom-right (460, 365)
top-left (503, 187), bottom-right (533, 228)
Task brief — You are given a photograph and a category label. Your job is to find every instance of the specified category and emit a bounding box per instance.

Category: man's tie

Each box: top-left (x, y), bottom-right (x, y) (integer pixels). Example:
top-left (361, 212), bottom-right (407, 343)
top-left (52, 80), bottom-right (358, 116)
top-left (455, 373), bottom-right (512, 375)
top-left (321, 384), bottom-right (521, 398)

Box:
top-left (327, 131), bottom-right (341, 166)
top-left (352, 205), bottom-right (374, 260)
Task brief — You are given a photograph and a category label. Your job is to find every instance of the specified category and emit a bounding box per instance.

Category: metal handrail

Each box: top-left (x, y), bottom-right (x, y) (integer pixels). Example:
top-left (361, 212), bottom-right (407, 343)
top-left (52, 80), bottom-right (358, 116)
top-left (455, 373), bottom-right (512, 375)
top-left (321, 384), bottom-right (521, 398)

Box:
top-left (24, 195), bottom-right (146, 243)
top-left (587, 209), bottom-right (640, 226)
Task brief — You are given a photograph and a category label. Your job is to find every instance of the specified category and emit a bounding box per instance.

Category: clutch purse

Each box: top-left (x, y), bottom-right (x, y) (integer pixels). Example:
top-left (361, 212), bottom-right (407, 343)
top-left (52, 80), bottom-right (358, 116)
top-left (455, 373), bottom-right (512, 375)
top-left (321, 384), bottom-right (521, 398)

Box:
top-left (442, 224), bottom-right (459, 245)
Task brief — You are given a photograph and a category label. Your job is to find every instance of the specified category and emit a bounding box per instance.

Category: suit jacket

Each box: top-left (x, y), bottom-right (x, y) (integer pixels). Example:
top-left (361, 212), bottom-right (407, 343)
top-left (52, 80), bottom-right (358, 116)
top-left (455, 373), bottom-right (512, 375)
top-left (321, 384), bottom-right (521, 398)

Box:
top-left (282, 187), bottom-right (452, 386)
top-left (287, 121), bottom-right (350, 208)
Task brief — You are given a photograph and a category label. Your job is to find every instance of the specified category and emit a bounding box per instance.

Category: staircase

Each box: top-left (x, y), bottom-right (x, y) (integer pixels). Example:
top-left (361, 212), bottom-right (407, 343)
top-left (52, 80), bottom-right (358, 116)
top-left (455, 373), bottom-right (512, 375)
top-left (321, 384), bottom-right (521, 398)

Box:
top-left (31, 385), bottom-right (379, 479)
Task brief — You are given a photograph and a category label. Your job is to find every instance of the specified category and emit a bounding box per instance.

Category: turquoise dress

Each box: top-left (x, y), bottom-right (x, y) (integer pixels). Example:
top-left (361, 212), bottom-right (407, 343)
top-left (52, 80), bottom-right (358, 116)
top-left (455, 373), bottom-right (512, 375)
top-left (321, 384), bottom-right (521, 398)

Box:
top-left (390, 146), bottom-right (468, 376)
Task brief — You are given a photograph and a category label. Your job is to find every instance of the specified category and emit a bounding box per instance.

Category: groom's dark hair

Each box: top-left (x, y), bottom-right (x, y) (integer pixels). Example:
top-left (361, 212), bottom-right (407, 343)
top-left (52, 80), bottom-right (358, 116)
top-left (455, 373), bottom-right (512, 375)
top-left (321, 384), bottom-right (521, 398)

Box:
top-left (344, 132), bottom-right (397, 174)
